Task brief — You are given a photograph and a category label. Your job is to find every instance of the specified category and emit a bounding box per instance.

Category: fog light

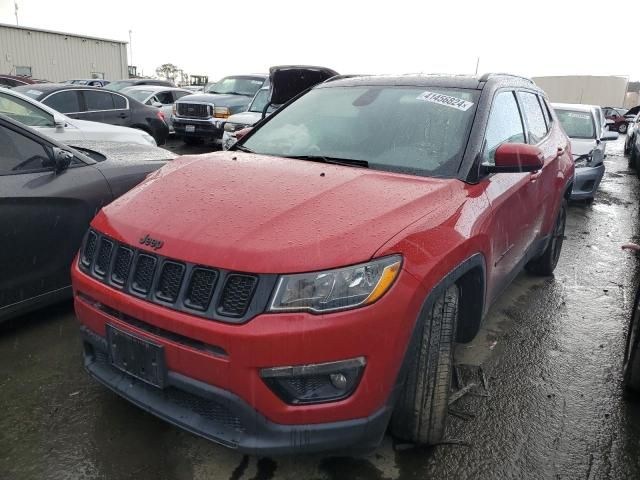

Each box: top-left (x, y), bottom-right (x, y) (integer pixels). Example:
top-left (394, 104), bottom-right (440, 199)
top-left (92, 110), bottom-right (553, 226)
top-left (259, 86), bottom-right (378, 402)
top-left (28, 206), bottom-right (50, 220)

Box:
top-left (260, 357), bottom-right (366, 405)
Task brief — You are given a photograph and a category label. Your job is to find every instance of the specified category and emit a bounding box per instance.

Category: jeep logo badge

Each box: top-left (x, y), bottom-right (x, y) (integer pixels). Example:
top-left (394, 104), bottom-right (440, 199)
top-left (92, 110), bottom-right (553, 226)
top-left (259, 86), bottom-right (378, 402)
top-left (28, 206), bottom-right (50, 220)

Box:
top-left (139, 234), bottom-right (164, 250)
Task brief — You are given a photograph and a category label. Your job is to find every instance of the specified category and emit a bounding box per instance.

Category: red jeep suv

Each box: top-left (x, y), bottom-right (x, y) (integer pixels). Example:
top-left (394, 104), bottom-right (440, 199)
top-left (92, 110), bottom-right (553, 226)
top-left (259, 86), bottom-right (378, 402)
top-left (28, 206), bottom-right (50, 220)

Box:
top-left (72, 74), bottom-right (574, 454)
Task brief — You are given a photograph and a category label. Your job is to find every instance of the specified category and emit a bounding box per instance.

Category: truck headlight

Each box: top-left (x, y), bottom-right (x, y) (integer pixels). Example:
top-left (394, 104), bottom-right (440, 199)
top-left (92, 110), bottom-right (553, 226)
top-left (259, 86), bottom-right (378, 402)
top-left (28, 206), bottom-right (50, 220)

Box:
top-left (214, 107), bottom-right (231, 119)
top-left (268, 255), bottom-right (402, 313)
top-left (224, 122), bottom-right (249, 132)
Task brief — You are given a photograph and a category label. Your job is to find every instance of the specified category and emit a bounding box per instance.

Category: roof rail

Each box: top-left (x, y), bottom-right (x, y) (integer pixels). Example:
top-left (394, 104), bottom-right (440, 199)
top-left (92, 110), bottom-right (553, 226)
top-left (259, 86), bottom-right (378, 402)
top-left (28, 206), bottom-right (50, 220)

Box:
top-left (479, 73), bottom-right (535, 84)
top-left (323, 74), bottom-right (368, 83)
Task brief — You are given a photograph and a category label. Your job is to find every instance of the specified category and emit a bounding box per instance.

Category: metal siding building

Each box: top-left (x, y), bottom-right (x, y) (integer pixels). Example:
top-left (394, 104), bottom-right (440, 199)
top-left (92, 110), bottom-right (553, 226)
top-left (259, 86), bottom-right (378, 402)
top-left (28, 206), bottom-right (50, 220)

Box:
top-left (532, 75), bottom-right (629, 108)
top-left (0, 23), bottom-right (128, 81)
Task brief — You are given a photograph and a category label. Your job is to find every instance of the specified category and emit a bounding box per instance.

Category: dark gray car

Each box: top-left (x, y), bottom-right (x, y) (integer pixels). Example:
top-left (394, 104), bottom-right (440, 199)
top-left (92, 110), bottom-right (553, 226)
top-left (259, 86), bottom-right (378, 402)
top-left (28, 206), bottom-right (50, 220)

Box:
top-left (0, 114), bottom-right (175, 322)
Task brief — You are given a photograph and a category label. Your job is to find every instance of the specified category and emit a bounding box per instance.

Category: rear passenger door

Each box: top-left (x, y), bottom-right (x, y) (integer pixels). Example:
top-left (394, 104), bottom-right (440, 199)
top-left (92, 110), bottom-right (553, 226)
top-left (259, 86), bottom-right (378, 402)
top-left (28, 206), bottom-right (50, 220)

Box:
top-left (517, 91), bottom-right (563, 245)
top-left (81, 90), bottom-right (130, 126)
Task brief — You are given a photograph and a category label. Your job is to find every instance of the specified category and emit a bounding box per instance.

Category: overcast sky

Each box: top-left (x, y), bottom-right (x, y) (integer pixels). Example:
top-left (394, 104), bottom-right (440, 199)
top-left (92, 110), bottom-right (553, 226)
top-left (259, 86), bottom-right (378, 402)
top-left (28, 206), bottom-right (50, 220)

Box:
top-left (1, 0), bottom-right (637, 81)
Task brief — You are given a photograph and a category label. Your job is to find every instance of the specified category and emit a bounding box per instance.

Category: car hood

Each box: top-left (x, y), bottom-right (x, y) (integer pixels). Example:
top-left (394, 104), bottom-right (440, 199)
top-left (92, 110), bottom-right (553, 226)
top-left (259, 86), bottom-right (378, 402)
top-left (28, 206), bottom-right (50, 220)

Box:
top-left (93, 152), bottom-right (454, 273)
top-left (176, 93), bottom-right (252, 106)
top-left (67, 141), bottom-right (176, 164)
top-left (225, 111), bottom-right (261, 125)
top-left (569, 138), bottom-right (598, 157)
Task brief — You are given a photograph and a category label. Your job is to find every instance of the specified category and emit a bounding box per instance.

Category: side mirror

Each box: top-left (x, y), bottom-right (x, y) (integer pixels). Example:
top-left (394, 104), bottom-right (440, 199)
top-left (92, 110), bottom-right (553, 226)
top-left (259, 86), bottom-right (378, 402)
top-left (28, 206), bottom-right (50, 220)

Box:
top-left (485, 143), bottom-right (544, 173)
top-left (53, 114), bottom-right (66, 130)
top-left (50, 147), bottom-right (73, 173)
top-left (235, 127), bottom-right (253, 142)
top-left (152, 101), bottom-right (163, 108)
top-left (600, 130), bottom-right (619, 141)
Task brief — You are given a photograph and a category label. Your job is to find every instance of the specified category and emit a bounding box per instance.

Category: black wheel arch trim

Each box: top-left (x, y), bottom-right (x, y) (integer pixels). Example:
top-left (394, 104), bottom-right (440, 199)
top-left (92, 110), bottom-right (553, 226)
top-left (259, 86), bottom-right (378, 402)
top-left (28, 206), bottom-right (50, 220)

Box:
top-left (386, 253), bottom-right (486, 407)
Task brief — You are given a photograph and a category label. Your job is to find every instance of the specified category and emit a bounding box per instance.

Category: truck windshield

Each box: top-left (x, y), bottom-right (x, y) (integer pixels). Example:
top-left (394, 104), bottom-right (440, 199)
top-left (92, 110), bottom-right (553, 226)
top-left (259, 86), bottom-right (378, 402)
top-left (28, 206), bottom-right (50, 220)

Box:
top-left (242, 86), bottom-right (478, 178)
top-left (556, 110), bottom-right (596, 139)
top-left (206, 76), bottom-right (265, 96)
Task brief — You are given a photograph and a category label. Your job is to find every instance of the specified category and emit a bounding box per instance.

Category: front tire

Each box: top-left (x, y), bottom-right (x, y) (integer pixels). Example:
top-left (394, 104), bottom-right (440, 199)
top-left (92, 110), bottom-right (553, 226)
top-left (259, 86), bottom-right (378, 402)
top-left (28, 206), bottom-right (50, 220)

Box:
top-left (624, 289), bottom-right (640, 396)
top-left (390, 284), bottom-right (459, 445)
top-left (526, 199), bottom-right (567, 276)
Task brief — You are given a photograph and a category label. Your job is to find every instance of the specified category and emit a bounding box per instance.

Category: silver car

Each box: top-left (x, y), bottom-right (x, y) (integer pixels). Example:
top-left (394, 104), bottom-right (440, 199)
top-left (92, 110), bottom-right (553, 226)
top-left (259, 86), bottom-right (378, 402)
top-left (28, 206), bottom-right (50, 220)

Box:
top-left (121, 86), bottom-right (194, 134)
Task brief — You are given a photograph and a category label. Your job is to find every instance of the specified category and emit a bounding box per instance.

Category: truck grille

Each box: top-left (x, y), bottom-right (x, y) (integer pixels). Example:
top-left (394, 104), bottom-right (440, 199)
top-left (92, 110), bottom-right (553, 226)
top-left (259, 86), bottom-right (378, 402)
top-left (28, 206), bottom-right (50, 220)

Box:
top-left (78, 230), bottom-right (262, 323)
top-left (176, 103), bottom-right (210, 118)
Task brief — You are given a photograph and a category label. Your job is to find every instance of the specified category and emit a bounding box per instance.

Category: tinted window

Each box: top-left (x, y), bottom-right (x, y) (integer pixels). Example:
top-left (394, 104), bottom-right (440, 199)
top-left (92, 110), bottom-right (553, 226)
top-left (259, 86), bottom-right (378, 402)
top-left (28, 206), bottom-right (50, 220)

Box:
top-left (112, 94), bottom-right (126, 109)
top-left (0, 78), bottom-right (20, 87)
top-left (43, 91), bottom-right (81, 113)
top-left (243, 86), bottom-right (479, 178)
top-left (85, 91), bottom-right (116, 110)
top-left (0, 92), bottom-right (54, 127)
top-left (155, 91), bottom-right (173, 104)
top-left (555, 110), bottom-right (595, 139)
top-left (0, 125), bottom-right (51, 175)
top-left (483, 91), bottom-right (525, 165)
top-left (174, 91), bottom-right (191, 100)
top-left (520, 92), bottom-right (548, 144)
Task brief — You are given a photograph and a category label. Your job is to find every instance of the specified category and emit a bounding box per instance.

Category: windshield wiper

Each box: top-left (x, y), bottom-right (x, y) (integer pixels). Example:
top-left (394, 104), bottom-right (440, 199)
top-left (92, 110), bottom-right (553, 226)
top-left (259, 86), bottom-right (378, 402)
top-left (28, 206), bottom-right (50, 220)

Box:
top-left (284, 155), bottom-right (369, 168)
top-left (233, 144), bottom-right (254, 153)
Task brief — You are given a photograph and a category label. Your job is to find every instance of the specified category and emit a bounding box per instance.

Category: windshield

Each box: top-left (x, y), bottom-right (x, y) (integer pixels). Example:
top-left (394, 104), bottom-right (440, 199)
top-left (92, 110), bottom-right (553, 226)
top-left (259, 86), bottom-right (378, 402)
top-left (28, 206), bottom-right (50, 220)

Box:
top-left (12, 86), bottom-right (44, 99)
top-left (125, 89), bottom-right (154, 102)
top-left (0, 91), bottom-right (54, 127)
top-left (206, 76), bottom-right (265, 96)
top-left (556, 109), bottom-right (595, 139)
top-left (248, 89), bottom-right (276, 113)
top-left (242, 86), bottom-right (478, 177)
top-left (105, 81), bottom-right (133, 91)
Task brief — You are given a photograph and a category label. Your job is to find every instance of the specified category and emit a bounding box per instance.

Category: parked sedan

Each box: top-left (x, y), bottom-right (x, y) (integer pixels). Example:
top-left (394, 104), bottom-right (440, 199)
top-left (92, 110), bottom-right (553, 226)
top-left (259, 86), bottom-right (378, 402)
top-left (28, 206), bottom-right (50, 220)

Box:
top-left (0, 86), bottom-right (157, 146)
top-left (14, 84), bottom-right (169, 145)
top-left (0, 113), bottom-right (175, 323)
top-left (121, 86), bottom-right (193, 134)
top-left (553, 103), bottom-right (618, 202)
top-left (0, 74), bottom-right (49, 88)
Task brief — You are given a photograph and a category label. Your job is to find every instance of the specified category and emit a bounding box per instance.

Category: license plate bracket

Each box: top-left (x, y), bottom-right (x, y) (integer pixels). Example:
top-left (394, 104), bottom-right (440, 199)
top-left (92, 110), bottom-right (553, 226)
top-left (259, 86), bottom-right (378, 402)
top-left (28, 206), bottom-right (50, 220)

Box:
top-left (106, 324), bottom-right (166, 388)
top-left (185, 124), bottom-right (196, 133)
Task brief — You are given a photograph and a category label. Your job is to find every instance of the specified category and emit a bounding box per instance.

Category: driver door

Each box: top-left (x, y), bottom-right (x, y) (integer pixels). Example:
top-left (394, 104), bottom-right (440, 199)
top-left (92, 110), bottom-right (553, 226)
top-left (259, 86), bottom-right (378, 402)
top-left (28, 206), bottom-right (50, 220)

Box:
top-left (0, 120), bottom-right (112, 312)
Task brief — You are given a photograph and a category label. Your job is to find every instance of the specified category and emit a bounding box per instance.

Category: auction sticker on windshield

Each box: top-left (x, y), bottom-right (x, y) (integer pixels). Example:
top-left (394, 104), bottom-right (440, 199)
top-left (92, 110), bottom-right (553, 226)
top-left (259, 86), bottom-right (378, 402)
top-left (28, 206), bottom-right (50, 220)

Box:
top-left (567, 113), bottom-right (590, 119)
top-left (417, 91), bottom-right (474, 111)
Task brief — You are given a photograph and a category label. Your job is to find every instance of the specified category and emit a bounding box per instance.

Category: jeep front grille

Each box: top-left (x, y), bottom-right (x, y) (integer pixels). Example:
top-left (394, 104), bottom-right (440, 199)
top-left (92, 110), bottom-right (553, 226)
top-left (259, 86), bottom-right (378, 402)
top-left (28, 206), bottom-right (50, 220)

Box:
top-left (176, 103), bottom-right (210, 118)
top-left (77, 230), bottom-right (268, 324)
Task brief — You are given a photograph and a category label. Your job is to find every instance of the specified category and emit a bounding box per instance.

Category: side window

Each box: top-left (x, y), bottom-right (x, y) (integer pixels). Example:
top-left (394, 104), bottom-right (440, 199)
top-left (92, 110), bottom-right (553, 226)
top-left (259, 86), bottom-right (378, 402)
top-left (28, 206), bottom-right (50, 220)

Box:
top-left (84, 91), bottom-right (115, 111)
top-left (112, 94), bottom-right (127, 109)
top-left (43, 91), bottom-right (81, 114)
top-left (0, 92), bottom-right (54, 127)
top-left (482, 91), bottom-right (525, 165)
top-left (0, 124), bottom-right (51, 175)
top-left (156, 91), bottom-right (174, 104)
top-left (519, 91), bottom-right (548, 144)
top-left (539, 96), bottom-right (552, 128)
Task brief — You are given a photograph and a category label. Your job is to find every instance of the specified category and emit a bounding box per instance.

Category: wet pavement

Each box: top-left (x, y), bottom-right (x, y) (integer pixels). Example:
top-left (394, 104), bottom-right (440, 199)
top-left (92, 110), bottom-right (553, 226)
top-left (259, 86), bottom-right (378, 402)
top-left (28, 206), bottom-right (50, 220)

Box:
top-left (2, 138), bottom-right (640, 479)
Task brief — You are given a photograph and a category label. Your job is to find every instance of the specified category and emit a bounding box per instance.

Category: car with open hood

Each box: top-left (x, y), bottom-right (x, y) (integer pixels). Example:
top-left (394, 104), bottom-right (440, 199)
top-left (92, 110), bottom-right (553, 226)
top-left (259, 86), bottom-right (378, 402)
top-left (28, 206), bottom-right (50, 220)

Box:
top-left (553, 103), bottom-right (618, 201)
top-left (222, 66), bottom-right (339, 150)
top-left (72, 73), bottom-right (574, 455)
top-left (0, 114), bottom-right (175, 323)
top-left (0, 86), bottom-right (158, 146)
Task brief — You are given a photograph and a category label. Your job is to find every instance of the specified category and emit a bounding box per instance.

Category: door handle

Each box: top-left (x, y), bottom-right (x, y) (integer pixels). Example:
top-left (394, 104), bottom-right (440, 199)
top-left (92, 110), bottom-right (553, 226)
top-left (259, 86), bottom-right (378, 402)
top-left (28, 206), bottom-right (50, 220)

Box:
top-left (119, 113), bottom-right (128, 119)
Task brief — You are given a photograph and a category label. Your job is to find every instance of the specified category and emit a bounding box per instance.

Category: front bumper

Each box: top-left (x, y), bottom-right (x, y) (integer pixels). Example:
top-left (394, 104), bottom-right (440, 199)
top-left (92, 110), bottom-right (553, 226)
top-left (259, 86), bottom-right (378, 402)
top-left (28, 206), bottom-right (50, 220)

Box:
top-left (81, 326), bottom-right (391, 455)
top-left (172, 117), bottom-right (224, 141)
top-left (571, 163), bottom-right (605, 200)
top-left (72, 259), bottom-right (424, 453)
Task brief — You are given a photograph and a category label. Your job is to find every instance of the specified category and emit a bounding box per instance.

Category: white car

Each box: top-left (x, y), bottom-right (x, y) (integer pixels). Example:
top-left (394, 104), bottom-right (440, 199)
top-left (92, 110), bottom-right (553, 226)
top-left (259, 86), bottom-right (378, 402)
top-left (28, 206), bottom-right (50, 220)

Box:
top-left (222, 87), bottom-right (276, 150)
top-left (552, 102), bottom-right (618, 201)
top-left (0, 87), bottom-right (157, 146)
top-left (121, 85), bottom-right (193, 134)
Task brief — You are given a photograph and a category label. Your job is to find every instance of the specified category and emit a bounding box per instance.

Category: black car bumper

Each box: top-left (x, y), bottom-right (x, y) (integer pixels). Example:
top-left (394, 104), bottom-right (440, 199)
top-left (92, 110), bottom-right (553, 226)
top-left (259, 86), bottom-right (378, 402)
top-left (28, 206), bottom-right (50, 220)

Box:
top-left (80, 327), bottom-right (391, 455)
top-left (173, 119), bottom-right (224, 141)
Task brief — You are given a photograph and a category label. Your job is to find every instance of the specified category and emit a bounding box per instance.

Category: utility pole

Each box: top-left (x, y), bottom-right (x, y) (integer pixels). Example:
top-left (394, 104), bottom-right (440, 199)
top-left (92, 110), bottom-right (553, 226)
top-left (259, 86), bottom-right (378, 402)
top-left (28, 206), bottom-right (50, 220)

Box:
top-left (128, 30), bottom-right (133, 68)
top-left (14, 1), bottom-right (19, 26)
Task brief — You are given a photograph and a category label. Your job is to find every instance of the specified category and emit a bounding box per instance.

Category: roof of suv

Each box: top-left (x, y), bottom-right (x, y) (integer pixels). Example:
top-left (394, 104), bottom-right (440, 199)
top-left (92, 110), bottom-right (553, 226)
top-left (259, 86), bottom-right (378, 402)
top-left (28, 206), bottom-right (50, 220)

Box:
top-left (318, 73), bottom-right (537, 91)
top-left (552, 103), bottom-right (598, 113)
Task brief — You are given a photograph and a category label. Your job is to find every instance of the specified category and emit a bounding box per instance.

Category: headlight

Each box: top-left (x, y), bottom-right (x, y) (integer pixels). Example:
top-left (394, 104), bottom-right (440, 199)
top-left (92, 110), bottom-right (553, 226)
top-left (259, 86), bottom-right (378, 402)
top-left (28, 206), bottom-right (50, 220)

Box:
top-left (268, 255), bottom-right (402, 313)
top-left (142, 133), bottom-right (157, 146)
top-left (214, 107), bottom-right (231, 119)
top-left (224, 122), bottom-right (248, 132)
